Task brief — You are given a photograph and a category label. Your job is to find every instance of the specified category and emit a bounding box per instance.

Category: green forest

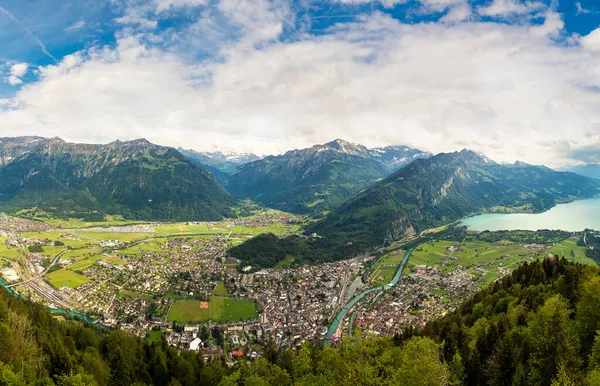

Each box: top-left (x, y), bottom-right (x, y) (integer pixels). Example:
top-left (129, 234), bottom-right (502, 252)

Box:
top-left (3, 257), bottom-right (600, 385)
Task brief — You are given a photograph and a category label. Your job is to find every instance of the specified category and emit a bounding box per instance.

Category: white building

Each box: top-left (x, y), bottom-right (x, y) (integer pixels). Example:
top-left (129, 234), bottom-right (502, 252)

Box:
top-left (189, 338), bottom-right (202, 351)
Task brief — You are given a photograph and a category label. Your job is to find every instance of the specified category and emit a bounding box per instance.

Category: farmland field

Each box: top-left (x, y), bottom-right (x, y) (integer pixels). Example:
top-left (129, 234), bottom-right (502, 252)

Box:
top-left (547, 239), bottom-right (596, 266)
top-left (46, 269), bottom-right (89, 288)
top-left (68, 256), bottom-right (103, 271)
top-left (404, 237), bottom-right (598, 286)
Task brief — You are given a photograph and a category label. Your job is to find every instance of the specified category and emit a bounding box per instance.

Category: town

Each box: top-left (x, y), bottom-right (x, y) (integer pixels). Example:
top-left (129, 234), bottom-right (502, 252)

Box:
top-left (0, 213), bottom-right (595, 363)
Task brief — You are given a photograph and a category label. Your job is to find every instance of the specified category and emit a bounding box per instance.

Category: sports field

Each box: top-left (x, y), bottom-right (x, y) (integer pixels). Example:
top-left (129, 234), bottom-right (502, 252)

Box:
top-left (167, 297), bottom-right (257, 323)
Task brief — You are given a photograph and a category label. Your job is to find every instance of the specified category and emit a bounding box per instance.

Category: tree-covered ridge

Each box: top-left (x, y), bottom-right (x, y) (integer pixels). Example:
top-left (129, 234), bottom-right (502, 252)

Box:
top-left (0, 137), bottom-right (235, 221)
top-left (3, 257), bottom-right (600, 385)
top-left (0, 285), bottom-right (228, 385)
top-left (307, 150), bottom-right (600, 254)
top-left (410, 256), bottom-right (600, 385)
top-left (228, 233), bottom-right (331, 268)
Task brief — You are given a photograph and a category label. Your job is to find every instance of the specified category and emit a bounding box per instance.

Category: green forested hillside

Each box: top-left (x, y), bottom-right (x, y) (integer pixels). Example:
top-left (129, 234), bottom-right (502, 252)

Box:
top-left (2, 258), bottom-right (600, 385)
top-left (307, 150), bottom-right (600, 254)
top-left (0, 137), bottom-right (235, 221)
top-left (224, 140), bottom-right (389, 214)
top-left (412, 256), bottom-right (600, 385)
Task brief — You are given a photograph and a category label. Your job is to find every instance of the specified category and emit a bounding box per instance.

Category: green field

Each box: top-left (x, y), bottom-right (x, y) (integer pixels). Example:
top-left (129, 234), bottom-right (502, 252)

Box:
top-left (212, 282), bottom-right (230, 297)
top-left (429, 288), bottom-right (447, 296)
top-left (548, 239), bottom-right (596, 266)
top-left (46, 269), bottom-right (90, 288)
top-left (405, 237), bottom-right (599, 286)
top-left (275, 255), bottom-right (295, 269)
top-left (167, 297), bottom-right (257, 323)
top-left (407, 240), bottom-right (539, 285)
top-left (369, 250), bottom-right (405, 285)
top-left (67, 256), bottom-right (102, 271)
top-left (146, 330), bottom-right (165, 344)
top-left (0, 238), bottom-right (22, 260)
top-left (38, 245), bottom-right (67, 257)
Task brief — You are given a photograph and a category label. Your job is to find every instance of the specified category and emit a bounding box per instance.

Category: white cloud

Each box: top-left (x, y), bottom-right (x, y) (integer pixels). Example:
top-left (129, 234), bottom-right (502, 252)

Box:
top-left (530, 9), bottom-right (564, 37)
top-left (576, 2), bottom-right (595, 15)
top-left (440, 2), bottom-right (471, 22)
top-left (334, 0), bottom-right (407, 7)
top-left (114, 4), bottom-right (158, 29)
top-left (0, 2), bottom-right (599, 167)
top-left (581, 28), bottom-right (600, 51)
top-left (4, 62), bottom-right (28, 86)
top-left (477, 0), bottom-right (547, 18)
top-left (10, 62), bottom-right (28, 77)
top-left (7, 75), bottom-right (22, 86)
top-left (155, 0), bottom-right (210, 12)
top-left (66, 20), bottom-right (86, 31)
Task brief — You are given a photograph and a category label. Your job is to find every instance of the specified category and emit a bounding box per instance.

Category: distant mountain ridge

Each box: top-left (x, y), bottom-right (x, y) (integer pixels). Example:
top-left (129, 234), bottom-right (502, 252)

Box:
top-left (562, 163), bottom-right (600, 180)
top-left (0, 137), bottom-right (235, 221)
top-left (177, 148), bottom-right (261, 182)
top-left (307, 149), bottom-right (600, 255)
top-left (325, 139), bottom-right (433, 173)
top-left (224, 139), bottom-right (431, 214)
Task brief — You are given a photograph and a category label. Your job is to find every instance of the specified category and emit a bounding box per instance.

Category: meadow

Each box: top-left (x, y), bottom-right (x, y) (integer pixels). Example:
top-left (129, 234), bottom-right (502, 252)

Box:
top-left (547, 238), bottom-right (595, 265)
top-left (46, 269), bottom-right (90, 288)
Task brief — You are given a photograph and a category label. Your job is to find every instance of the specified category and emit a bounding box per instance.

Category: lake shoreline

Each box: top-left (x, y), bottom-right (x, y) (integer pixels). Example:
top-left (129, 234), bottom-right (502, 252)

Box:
top-left (461, 197), bottom-right (600, 232)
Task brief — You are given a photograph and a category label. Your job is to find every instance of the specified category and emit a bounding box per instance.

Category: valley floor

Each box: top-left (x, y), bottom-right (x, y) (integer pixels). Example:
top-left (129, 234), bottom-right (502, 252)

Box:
top-left (0, 212), bottom-right (597, 361)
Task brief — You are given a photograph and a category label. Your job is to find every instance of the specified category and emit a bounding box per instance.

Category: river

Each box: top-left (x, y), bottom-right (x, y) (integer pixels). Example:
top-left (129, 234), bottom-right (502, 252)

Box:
top-left (324, 248), bottom-right (414, 346)
top-left (461, 197), bottom-right (600, 232)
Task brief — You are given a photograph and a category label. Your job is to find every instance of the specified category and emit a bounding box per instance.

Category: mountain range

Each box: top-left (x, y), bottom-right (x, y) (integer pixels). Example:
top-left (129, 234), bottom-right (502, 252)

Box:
top-left (306, 150), bottom-right (600, 255)
top-left (2, 135), bottom-right (599, 258)
top-left (0, 137), bottom-right (234, 221)
top-left (224, 139), bottom-right (431, 214)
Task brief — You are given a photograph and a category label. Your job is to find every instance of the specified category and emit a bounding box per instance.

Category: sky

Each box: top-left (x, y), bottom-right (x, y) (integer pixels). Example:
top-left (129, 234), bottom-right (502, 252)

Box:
top-left (0, 0), bottom-right (599, 167)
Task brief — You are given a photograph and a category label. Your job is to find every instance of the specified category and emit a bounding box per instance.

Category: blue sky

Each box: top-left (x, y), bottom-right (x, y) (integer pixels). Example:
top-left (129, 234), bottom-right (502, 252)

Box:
top-left (0, 0), bottom-right (599, 166)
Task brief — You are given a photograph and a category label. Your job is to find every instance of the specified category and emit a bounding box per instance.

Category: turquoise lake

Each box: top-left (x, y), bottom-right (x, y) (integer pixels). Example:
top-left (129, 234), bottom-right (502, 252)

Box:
top-left (461, 197), bottom-right (600, 232)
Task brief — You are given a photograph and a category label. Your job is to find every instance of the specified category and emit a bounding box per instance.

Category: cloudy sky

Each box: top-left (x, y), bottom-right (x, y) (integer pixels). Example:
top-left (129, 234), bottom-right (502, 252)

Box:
top-left (0, 0), bottom-right (599, 166)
